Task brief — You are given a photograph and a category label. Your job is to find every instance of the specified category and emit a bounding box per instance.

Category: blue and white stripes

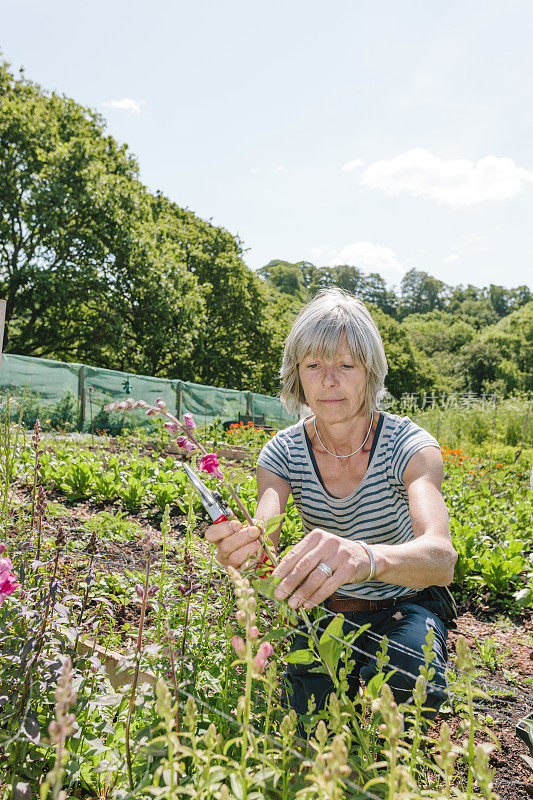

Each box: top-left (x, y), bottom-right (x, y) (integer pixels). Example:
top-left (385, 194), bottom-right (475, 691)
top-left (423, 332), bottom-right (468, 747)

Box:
top-left (257, 411), bottom-right (440, 599)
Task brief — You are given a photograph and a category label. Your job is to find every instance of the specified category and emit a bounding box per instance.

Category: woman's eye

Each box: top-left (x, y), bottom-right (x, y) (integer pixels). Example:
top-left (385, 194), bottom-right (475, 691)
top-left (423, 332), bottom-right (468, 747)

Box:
top-left (342, 364), bottom-right (354, 369)
top-left (307, 363), bottom-right (318, 369)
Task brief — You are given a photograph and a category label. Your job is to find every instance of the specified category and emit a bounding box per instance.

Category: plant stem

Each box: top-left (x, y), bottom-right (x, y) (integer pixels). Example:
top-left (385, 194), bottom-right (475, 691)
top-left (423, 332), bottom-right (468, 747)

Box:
top-left (125, 558), bottom-right (151, 790)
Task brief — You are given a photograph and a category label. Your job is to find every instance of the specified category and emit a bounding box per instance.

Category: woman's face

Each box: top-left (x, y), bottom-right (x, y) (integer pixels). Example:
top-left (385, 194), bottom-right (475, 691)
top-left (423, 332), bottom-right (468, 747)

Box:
top-left (298, 337), bottom-right (367, 422)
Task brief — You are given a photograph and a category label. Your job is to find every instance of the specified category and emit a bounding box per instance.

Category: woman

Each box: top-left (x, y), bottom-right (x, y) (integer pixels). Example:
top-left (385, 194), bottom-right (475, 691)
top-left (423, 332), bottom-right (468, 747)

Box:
top-left (206, 288), bottom-right (457, 719)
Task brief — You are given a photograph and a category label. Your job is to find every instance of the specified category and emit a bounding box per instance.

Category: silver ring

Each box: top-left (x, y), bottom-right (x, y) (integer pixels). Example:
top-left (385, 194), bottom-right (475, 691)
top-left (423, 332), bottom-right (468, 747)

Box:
top-left (317, 562), bottom-right (333, 578)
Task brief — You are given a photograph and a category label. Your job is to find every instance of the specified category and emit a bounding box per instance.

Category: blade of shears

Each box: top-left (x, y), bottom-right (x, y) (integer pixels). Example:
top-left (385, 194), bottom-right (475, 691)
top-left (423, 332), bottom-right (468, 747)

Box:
top-left (181, 463), bottom-right (216, 505)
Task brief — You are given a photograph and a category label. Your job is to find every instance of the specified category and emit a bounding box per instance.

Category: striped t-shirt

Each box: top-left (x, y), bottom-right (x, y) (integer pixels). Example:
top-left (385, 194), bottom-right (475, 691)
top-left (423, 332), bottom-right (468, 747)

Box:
top-left (256, 410), bottom-right (441, 599)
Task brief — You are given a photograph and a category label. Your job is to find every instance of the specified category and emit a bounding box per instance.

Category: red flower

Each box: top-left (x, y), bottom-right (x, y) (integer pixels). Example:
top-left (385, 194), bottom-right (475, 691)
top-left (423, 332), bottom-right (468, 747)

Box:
top-left (199, 453), bottom-right (224, 480)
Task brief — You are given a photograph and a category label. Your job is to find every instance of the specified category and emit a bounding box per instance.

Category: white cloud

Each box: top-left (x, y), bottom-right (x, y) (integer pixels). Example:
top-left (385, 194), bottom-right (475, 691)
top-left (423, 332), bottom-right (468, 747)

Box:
top-left (443, 253), bottom-right (460, 263)
top-left (342, 157), bottom-right (365, 172)
top-left (308, 246), bottom-right (331, 259)
top-left (329, 241), bottom-right (406, 287)
top-left (360, 147), bottom-right (533, 207)
top-left (249, 165), bottom-right (285, 175)
top-left (102, 98), bottom-right (145, 114)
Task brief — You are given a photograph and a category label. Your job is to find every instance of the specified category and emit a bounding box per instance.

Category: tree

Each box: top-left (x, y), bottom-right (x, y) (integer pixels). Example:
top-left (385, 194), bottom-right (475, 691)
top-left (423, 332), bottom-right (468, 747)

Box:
top-left (455, 301), bottom-right (533, 394)
top-left (399, 269), bottom-right (450, 318)
top-left (258, 260), bottom-right (308, 301)
top-left (366, 306), bottom-right (435, 399)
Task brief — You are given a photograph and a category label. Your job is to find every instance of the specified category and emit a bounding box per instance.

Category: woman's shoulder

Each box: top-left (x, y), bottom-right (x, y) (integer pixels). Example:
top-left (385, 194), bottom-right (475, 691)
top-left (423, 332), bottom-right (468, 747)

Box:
top-left (267, 418), bottom-right (305, 449)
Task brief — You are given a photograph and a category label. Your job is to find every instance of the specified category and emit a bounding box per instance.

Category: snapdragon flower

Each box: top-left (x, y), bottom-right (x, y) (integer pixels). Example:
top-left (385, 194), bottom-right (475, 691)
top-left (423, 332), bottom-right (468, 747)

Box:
top-left (0, 555), bottom-right (20, 605)
top-left (199, 453), bottom-right (223, 480)
top-left (176, 436), bottom-right (197, 452)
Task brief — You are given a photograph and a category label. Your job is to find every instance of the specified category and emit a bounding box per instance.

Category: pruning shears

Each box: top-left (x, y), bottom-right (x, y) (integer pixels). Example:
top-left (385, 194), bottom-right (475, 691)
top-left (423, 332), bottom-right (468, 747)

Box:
top-left (181, 463), bottom-right (232, 524)
top-left (181, 462), bottom-right (273, 578)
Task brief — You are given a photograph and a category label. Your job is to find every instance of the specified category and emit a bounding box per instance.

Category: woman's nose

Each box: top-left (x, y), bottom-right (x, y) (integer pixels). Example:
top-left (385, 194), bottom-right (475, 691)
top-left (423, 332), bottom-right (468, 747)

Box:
top-left (322, 365), bottom-right (339, 386)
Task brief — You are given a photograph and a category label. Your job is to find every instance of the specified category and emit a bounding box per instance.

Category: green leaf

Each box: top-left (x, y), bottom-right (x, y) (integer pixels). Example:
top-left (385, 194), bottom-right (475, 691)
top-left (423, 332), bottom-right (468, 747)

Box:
top-left (318, 614), bottom-right (345, 675)
top-left (286, 648), bottom-right (316, 664)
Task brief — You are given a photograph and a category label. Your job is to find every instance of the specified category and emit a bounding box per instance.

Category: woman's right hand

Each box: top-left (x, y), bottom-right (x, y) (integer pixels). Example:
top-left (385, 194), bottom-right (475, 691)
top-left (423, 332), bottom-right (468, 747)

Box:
top-left (204, 519), bottom-right (263, 571)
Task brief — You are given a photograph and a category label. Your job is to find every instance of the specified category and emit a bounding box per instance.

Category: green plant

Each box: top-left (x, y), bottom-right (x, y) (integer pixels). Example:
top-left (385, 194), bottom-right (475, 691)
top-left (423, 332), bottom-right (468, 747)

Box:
top-left (119, 475), bottom-right (147, 512)
top-left (472, 636), bottom-right (511, 674)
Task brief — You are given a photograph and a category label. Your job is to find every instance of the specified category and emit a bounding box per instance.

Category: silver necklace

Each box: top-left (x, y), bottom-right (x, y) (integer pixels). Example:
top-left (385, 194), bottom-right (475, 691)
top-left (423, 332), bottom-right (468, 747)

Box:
top-left (313, 411), bottom-right (374, 458)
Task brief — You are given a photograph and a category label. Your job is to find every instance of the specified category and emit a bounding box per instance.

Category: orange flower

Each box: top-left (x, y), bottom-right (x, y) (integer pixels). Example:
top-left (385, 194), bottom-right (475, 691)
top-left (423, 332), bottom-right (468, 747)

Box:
top-left (496, 463), bottom-right (503, 468)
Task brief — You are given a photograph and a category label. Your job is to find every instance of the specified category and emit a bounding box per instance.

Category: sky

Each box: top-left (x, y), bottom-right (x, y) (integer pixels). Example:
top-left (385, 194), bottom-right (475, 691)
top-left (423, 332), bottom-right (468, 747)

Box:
top-left (2, 0), bottom-right (533, 293)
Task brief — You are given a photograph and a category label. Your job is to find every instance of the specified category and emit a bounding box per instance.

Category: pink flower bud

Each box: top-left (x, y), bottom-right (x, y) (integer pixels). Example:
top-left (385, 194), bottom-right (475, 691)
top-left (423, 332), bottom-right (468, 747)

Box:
top-left (146, 408), bottom-right (157, 416)
top-left (0, 557), bottom-right (13, 573)
top-left (253, 642), bottom-right (274, 674)
top-left (232, 635), bottom-right (246, 659)
top-left (176, 436), bottom-right (196, 452)
top-left (248, 625), bottom-right (259, 642)
top-left (147, 585), bottom-right (159, 597)
top-left (155, 397), bottom-right (167, 409)
top-left (163, 422), bottom-right (178, 432)
top-left (235, 609), bottom-right (246, 626)
top-left (182, 413), bottom-right (196, 430)
top-left (135, 584), bottom-right (144, 598)
top-left (0, 544), bottom-right (6, 556)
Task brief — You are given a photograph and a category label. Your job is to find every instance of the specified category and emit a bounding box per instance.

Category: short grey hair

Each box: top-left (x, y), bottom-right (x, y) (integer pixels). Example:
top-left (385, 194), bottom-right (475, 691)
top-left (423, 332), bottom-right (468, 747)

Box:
top-left (280, 288), bottom-right (388, 416)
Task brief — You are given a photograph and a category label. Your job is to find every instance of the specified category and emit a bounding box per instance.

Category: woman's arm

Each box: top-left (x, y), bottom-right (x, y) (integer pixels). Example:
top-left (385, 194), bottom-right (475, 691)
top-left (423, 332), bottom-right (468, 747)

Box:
top-left (254, 466), bottom-right (291, 553)
top-left (204, 467), bottom-right (290, 570)
top-left (370, 446), bottom-right (457, 588)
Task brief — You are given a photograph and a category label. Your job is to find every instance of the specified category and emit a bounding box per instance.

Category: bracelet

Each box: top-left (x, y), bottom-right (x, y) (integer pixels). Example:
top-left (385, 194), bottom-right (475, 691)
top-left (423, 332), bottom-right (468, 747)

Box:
top-left (356, 540), bottom-right (375, 582)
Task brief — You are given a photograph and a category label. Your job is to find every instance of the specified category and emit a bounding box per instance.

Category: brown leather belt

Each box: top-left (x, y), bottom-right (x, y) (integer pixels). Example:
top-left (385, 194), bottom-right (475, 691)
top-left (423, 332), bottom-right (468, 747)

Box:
top-left (325, 592), bottom-right (418, 614)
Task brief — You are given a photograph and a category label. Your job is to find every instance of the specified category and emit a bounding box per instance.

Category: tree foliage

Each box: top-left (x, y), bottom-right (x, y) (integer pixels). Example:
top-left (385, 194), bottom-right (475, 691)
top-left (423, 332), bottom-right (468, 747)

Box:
top-left (0, 58), bottom-right (530, 402)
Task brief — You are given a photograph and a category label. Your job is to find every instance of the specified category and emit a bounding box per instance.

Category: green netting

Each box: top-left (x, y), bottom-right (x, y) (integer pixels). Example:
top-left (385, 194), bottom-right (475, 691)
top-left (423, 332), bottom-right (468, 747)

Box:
top-left (83, 365), bottom-right (178, 429)
top-left (249, 391), bottom-right (294, 427)
top-left (0, 353), bottom-right (299, 429)
top-left (0, 354), bottom-right (81, 400)
top-left (178, 381), bottom-right (249, 426)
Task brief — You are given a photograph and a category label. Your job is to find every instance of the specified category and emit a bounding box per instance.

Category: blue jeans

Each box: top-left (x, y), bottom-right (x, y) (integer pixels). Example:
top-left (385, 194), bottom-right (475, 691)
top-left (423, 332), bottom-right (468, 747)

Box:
top-left (283, 600), bottom-right (449, 721)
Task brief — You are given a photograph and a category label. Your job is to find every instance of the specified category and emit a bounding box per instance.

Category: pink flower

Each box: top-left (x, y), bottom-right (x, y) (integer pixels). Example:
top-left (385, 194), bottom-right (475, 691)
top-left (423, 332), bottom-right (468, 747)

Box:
top-left (163, 422), bottom-right (178, 432)
top-left (155, 397), bottom-right (167, 410)
top-left (0, 557), bottom-right (20, 605)
top-left (176, 436), bottom-right (197, 452)
top-left (182, 413), bottom-right (196, 430)
top-left (199, 453), bottom-right (223, 480)
top-left (0, 544), bottom-right (6, 555)
top-left (232, 635), bottom-right (246, 659)
top-left (253, 642), bottom-right (274, 674)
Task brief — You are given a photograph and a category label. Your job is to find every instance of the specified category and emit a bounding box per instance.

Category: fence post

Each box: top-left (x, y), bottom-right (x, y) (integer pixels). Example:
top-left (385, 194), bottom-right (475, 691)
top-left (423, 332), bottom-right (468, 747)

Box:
top-left (176, 383), bottom-right (182, 420)
top-left (78, 366), bottom-right (86, 428)
top-left (0, 299), bottom-right (5, 363)
top-left (244, 391), bottom-right (252, 415)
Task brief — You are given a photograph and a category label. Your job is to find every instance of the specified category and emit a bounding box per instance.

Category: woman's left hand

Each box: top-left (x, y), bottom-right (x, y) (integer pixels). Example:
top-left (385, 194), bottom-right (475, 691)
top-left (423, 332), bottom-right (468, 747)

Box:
top-left (271, 528), bottom-right (372, 609)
